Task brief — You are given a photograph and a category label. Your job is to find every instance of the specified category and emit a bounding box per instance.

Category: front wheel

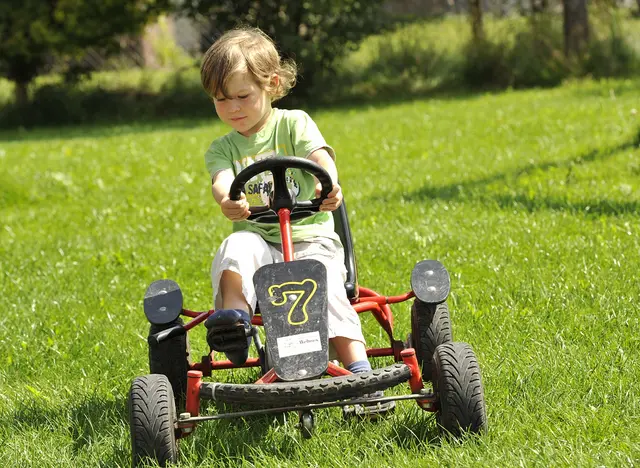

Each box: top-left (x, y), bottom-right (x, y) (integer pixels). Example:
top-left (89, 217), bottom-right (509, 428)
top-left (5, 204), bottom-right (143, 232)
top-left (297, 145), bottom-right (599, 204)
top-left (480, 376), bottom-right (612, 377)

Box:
top-left (411, 300), bottom-right (452, 381)
top-left (128, 374), bottom-right (179, 467)
top-left (149, 318), bottom-right (190, 409)
top-left (432, 342), bottom-right (487, 437)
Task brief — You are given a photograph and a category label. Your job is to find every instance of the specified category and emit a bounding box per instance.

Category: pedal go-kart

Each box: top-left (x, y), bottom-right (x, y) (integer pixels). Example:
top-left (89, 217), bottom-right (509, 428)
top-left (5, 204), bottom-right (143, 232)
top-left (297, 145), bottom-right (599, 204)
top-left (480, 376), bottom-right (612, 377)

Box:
top-left (128, 157), bottom-right (487, 466)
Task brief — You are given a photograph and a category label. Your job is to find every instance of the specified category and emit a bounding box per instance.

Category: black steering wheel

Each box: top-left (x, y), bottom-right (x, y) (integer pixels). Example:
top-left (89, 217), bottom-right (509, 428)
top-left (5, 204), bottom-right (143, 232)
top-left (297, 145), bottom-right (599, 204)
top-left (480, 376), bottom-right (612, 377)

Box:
top-left (229, 156), bottom-right (334, 224)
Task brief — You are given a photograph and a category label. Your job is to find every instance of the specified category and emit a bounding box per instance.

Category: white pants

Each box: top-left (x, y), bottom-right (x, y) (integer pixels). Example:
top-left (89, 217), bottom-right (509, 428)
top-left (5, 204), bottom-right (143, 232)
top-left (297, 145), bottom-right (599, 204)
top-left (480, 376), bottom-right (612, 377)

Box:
top-left (211, 231), bottom-right (365, 344)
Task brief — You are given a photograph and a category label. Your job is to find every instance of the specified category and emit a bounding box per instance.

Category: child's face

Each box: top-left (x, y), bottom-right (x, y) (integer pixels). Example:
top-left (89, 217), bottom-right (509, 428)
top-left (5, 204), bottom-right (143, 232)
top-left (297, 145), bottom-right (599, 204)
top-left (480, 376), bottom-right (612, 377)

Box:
top-left (213, 71), bottom-right (272, 137)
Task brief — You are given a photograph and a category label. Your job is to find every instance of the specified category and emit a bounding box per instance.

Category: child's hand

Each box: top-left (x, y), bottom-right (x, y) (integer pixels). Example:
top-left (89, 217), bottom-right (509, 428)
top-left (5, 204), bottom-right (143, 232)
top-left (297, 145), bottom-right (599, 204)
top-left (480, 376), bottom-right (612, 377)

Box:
top-left (316, 183), bottom-right (343, 212)
top-left (220, 193), bottom-right (250, 221)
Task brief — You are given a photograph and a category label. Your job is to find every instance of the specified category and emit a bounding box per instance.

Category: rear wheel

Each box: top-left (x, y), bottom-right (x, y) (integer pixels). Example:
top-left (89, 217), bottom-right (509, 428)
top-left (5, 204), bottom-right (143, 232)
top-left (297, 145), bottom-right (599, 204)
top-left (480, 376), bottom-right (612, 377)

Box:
top-left (432, 342), bottom-right (487, 437)
top-left (128, 374), bottom-right (179, 467)
top-left (149, 318), bottom-right (190, 409)
top-left (299, 411), bottom-right (314, 439)
top-left (411, 300), bottom-right (452, 381)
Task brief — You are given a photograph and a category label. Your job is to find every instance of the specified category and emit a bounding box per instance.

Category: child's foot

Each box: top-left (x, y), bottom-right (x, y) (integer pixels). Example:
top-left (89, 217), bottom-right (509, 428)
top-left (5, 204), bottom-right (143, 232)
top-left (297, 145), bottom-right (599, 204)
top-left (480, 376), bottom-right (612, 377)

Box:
top-left (205, 309), bottom-right (252, 366)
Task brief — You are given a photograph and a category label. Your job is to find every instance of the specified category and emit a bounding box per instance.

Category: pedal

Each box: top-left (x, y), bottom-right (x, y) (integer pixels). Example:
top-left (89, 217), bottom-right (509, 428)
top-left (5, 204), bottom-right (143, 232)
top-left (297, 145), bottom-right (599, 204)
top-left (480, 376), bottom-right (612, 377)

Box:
top-left (205, 309), bottom-right (253, 365)
top-left (343, 398), bottom-right (396, 420)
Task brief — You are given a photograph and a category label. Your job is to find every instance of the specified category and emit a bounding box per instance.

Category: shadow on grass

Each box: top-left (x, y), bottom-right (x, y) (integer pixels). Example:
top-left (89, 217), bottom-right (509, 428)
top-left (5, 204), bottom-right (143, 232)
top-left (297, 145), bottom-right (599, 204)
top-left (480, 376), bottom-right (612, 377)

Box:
top-left (401, 129), bottom-right (640, 217)
top-left (182, 403), bottom-right (443, 465)
top-left (384, 407), bottom-right (442, 448)
top-left (178, 406), bottom-right (298, 464)
top-left (9, 394), bottom-right (130, 466)
top-left (0, 115), bottom-right (218, 144)
top-left (0, 80), bottom-right (495, 143)
top-left (68, 395), bottom-right (127, 453)
top-left (6, 392), bottom-right (466, 465)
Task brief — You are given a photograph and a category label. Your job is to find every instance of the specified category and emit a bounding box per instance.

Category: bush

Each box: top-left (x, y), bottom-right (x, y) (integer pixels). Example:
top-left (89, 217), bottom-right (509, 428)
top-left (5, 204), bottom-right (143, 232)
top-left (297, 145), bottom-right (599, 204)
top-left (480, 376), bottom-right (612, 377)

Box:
top-left (332, 13), bottom-right (640, 98)
top-left (584, 12), bottom-right (640, 77)
top-left (461, 39), bottom-right (511, 88)
top-left (0, 67), bottom-right (212, 128)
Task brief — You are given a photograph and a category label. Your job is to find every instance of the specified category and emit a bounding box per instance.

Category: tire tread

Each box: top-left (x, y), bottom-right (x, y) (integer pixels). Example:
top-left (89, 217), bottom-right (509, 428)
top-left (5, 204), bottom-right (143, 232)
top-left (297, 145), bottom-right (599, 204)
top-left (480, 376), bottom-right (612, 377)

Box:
top-left (128, 374), bottom-right (178, 467)
top-left (433, 342), bottom-right (487, 436)
top-left (208, 363), bottom-right (412, 405)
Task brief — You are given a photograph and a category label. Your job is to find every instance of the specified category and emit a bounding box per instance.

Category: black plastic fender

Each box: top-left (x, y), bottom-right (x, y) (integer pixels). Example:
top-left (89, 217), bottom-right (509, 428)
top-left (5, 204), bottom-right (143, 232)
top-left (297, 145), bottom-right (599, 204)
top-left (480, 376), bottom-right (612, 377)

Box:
top-left (143, 279), bottom-right (183, 325)
top-left (411, 260), bottom-right (450, 304)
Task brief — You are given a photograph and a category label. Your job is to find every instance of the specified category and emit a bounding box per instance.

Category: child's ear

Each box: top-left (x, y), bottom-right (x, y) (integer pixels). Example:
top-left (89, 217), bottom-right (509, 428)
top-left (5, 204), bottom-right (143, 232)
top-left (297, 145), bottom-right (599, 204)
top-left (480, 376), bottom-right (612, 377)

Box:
top-left (270, 74), bottom-right (280, 90)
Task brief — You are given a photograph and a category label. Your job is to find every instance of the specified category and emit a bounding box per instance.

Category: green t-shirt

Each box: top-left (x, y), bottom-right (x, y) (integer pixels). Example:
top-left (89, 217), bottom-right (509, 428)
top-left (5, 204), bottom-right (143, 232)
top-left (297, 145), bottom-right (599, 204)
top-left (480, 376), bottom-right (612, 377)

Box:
top-left (205, 108), bottom-right (340, 244)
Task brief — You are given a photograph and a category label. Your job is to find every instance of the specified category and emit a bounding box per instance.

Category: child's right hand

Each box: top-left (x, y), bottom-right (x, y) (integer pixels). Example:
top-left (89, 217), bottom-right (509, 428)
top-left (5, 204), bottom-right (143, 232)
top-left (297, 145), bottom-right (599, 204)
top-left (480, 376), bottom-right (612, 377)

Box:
top-left (220, 193), bottom-right (250, 221)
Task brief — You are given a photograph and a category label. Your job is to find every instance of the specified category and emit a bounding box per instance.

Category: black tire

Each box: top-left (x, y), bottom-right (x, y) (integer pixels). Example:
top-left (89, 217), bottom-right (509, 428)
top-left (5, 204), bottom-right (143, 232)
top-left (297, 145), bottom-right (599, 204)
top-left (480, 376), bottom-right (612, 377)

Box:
top-left (432, 342), bottom-right (487, 437)
top-left (300, 412), bottom-right (314, 439)
top-left (128, 374), bottom-right (179, 467)
top-left (203, 363), bottom-right (411, 405)
top-left (411, 300), bottom-right (452, 382)
top-left (149, 318), bottom-right (190, 408)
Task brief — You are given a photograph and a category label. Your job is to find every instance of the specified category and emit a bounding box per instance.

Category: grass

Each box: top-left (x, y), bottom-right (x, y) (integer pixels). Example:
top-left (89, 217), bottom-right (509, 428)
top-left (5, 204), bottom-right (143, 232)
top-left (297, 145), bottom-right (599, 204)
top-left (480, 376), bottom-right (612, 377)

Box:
top-left (1, 77), bottom-right (640, 466)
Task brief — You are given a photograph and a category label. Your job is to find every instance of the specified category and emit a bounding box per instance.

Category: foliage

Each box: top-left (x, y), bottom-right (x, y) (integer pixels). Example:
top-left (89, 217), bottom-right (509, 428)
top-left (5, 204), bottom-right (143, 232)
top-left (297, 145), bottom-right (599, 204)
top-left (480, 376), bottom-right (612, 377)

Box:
top-left (331, 14), bottom-right (640, 100)
top-left (179, 0), bottom-right (388, 97)
top-left (1, 15), bottom-right (639, 128)
top-left (1, 78), bottom-right (640, 466)
top-left (461, 15), bottom-right (570, 89)
top-left (0, 68), bottom-right (212, 128)
top-left (150, 15), bottom-right (196, 69)
top-left (0, 0), bottom-right (171, 104)
top-left (584, 9), bottom-right (640, 77)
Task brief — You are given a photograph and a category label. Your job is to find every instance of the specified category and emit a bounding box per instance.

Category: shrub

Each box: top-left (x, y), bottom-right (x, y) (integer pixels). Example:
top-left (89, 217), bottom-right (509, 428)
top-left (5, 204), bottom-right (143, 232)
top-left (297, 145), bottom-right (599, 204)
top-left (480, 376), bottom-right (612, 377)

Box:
top-left (584, 12), bottom-right (640, 77)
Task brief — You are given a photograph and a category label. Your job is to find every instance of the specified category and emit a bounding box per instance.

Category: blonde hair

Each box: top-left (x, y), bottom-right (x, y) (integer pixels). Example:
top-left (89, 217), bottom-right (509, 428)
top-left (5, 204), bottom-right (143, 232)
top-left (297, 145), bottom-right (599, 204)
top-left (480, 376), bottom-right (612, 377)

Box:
top-left (200, 27), bottom-right (297, 102)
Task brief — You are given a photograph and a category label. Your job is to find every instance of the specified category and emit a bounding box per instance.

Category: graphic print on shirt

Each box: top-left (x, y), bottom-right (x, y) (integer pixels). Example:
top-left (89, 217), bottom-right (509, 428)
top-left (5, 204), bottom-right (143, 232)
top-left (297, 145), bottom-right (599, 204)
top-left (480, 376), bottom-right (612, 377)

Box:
top-left (234, 150), bottom-right (301, 207)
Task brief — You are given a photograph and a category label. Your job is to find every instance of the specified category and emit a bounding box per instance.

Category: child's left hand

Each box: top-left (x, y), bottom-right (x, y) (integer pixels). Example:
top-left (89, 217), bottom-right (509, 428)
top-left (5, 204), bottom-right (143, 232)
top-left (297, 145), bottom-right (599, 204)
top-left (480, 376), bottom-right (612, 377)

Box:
top-left (316, 183), bottom-right (343, 212)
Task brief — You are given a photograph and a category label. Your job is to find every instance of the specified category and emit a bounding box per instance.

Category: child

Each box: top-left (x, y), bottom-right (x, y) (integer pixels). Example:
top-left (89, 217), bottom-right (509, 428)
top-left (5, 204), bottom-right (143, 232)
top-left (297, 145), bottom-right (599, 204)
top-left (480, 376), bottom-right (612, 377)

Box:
top-left (200, 27), bottom-right (375, 379)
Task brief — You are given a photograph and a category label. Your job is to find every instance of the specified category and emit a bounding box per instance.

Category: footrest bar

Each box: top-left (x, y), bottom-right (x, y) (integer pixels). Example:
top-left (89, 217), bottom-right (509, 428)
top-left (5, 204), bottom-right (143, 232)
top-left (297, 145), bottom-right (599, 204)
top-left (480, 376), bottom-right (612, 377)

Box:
top-left (182, 392), bottom-right (435, 423)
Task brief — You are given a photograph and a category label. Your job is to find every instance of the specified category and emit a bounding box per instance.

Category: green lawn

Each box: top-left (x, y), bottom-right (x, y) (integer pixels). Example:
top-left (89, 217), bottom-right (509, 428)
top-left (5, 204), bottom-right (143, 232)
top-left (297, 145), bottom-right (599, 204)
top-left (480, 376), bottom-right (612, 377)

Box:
top-left (1, 78), bottom-right (639, 467)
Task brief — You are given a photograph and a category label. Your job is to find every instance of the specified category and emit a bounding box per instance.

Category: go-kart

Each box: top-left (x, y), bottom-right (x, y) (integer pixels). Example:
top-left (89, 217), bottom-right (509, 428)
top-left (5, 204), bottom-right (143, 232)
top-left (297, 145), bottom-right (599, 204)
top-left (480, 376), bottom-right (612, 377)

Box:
top-left (128, 157), bottom-right (487, 466)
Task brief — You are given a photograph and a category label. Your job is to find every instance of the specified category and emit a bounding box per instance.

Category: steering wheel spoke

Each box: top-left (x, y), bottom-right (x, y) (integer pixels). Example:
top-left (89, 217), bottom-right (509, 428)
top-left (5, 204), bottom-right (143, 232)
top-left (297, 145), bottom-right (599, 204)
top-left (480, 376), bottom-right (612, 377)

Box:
top-left (229, 157), bottom-right (333, 224)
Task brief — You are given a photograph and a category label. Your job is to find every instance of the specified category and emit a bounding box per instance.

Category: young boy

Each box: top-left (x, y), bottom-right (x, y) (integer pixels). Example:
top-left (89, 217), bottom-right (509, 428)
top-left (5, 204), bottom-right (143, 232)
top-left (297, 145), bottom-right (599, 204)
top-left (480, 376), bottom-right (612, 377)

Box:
top-left (200, 27), bottom-right (374, 378)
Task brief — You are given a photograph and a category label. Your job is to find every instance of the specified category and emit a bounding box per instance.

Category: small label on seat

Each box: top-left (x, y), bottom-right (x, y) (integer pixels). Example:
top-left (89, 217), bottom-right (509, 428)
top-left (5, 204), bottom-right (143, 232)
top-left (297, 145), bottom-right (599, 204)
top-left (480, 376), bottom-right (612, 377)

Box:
top-left (277, 331), bottom-right (322, 358)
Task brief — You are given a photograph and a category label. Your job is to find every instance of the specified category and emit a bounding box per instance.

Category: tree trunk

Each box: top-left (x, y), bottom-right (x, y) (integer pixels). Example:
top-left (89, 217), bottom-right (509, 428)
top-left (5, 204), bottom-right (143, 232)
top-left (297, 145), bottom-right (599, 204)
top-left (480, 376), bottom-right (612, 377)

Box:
top-left (636, 0), bottom-right (640, 16)
top-left (562, 0), bottom-right (590, 58)
top-left (531, 0), bottom-right (549, 13)
top-left (14, 81), bottom-right (29, 106)
top-left (469, 0), bottom-right (484, 41)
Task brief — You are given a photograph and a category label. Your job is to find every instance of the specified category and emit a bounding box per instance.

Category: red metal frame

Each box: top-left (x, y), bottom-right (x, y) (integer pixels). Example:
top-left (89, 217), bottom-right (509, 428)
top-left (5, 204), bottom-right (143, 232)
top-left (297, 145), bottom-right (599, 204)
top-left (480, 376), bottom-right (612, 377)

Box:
top-left (326, 361), bottom-right (352, 376)
top-left (174, 205), bottom-right (429, 437)
top-left (186, 370), bottom-right (202, 417)
top-left (401, 349), bottom-right (435, 411)
top-left (279, 208), bottom-right (294, 262)
top-left (184, 282), bottom-right (415, 374)
top-left (255, 368), bottom-right (278, 384)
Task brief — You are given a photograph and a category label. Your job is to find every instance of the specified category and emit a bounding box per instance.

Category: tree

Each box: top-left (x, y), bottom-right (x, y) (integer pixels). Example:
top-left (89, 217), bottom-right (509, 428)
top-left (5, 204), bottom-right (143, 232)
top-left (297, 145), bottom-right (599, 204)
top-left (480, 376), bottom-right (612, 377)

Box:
top-left (562, 0), bottom-right (590, 58)
top-left (0, 0), bottom-right (170, 105)
top-left (469, 0), bottom-right (484, 42)
top-left (180, 0), bottom-right (387, 96)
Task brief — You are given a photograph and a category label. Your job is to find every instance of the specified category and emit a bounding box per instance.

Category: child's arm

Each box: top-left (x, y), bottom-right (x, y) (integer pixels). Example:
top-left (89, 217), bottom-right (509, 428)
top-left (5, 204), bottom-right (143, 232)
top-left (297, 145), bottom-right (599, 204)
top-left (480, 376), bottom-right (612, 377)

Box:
top-left (308, 149), bottom-right (343, 212)
top-left (212, 169), bottom-right (250, 221)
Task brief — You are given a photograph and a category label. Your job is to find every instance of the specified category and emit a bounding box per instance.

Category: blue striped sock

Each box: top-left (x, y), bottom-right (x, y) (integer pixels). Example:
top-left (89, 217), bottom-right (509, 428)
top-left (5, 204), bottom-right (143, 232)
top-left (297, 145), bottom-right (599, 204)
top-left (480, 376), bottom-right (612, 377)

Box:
top-left (346, 360), bottom-right (372, 374)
